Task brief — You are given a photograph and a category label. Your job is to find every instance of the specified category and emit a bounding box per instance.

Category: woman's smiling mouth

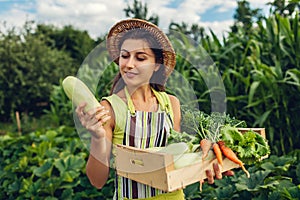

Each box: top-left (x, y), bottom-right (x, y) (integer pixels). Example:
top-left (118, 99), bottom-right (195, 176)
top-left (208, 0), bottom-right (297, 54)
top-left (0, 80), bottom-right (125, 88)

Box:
top-left (125, 71), bottom-right (138, 78)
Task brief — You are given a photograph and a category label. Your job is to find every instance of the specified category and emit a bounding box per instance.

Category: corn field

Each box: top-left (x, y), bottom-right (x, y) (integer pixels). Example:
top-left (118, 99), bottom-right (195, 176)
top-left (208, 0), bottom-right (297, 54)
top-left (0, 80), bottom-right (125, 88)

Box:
top-left (169, 13), bottom-right (300, 156)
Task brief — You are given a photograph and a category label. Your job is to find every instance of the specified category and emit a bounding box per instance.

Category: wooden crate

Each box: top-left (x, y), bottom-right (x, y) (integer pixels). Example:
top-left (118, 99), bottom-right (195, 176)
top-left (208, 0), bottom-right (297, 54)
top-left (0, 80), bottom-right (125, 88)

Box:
top-left (115, 128), bottom-right (266, 192)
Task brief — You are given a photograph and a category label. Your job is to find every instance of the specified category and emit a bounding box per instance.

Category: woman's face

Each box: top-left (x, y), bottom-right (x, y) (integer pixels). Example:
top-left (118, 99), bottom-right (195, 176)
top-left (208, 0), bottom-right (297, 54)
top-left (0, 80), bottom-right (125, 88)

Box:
top-left (119, 39), bottom-right (159, 88)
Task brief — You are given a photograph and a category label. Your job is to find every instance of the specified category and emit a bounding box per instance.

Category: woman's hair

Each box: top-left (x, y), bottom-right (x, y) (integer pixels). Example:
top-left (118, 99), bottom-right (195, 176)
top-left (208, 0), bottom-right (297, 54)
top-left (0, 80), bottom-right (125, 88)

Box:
top-left (110, 29), bottom-right (167, 94)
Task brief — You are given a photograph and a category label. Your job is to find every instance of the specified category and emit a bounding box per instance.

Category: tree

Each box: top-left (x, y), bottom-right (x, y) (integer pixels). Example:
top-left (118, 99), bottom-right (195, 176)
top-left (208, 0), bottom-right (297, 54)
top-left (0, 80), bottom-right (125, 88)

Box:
top-left (35, 24), bottom-right (97, 66)
top-left (231, 0), bottom-right (263, 33)
top-left (123, 0), bottom-right (159, 25)
top-left (168, 21), bottom-right (206, 44)
top-left (0, 21), bottom-right (76, 121)
top-left (267, 0), bottom-right (300, 17)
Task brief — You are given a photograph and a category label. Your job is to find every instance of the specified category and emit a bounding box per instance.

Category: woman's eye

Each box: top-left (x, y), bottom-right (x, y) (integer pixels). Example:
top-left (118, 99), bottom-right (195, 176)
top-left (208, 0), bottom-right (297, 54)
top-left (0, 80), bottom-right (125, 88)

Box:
top-left (137, 56), bottom-right (146, 61)
top-left (121, 54), bottom-right (129, 59)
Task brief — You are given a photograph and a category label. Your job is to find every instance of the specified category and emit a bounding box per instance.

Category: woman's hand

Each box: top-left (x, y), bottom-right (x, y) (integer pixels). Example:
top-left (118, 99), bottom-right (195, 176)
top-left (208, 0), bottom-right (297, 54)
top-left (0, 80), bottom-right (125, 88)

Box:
top-left (76, 102), bottom-right (111, 139)
top-left (205, 163), bottom-right (234, 184)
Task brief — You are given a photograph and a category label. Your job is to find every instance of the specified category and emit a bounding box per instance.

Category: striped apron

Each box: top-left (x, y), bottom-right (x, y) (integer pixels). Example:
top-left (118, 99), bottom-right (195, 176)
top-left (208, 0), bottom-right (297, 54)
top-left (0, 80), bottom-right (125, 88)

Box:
top-left (114, 87), bottom-right (174, 200)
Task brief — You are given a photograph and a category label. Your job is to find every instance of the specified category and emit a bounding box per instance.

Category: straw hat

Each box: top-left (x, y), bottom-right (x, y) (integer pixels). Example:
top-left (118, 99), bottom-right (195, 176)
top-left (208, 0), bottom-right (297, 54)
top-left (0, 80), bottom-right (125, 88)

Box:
top-left (106, 18), bottom-right (176, 77)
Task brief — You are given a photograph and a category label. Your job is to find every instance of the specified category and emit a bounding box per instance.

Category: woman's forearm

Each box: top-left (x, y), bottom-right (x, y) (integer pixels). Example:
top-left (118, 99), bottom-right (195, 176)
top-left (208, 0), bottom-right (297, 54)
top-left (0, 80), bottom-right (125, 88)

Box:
top-left (86, 136), bottom-right (111, 189)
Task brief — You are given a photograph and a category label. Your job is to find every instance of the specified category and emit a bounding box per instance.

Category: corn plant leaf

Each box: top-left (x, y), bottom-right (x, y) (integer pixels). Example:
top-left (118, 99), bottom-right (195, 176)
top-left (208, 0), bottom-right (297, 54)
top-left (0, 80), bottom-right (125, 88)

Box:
top-left (248, 81), bottom-right (260, 104)
top-left (254, 109), bottom-right (272, 127)
top-left (284, 69), bottom-right (300, 86)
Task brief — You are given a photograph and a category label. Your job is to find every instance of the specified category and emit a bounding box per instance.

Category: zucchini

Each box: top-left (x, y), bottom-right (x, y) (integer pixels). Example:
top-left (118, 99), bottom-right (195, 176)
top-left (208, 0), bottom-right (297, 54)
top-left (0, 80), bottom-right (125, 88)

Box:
top-left (62, 76), bottom-right (100, 112)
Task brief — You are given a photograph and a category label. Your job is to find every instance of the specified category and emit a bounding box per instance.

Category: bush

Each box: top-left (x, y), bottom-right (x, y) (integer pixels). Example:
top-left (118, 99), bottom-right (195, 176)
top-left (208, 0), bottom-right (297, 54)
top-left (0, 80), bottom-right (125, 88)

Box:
top-left (0, 21), bottom-right (77, 122)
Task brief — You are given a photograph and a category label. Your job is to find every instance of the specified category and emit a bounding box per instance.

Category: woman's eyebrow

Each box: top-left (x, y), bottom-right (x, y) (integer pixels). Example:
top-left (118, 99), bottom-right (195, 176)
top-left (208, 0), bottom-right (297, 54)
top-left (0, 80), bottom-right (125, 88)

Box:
top-left (120, 49), bottom-right (150, 56)
top-left (120, 49), bottom-right (129, 53)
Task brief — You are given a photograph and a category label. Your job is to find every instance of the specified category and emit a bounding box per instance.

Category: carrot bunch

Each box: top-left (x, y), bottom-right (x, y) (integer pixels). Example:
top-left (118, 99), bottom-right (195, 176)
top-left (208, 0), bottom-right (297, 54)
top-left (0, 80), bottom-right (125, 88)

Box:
top-left (218, 141), bottom-right (250, 178)
top-left (200, 138), bottom-right (250, 178)
top-left (200, 138), bottom-right (222, 165)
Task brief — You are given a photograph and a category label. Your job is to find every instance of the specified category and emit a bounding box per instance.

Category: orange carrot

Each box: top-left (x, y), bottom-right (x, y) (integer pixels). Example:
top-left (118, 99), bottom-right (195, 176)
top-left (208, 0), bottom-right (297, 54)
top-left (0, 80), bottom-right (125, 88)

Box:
top-left (213, 143), bottom-right (223, 166)
top-left (218, 141), bottom-right (250, 178)
top-left (200, 139), bottom-right (212, 160)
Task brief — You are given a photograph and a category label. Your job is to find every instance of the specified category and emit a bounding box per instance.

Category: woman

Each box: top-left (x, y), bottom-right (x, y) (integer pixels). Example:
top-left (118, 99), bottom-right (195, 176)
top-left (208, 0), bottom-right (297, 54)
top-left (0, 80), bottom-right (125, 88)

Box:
top-left (76, 18), bottom-right (223, 200)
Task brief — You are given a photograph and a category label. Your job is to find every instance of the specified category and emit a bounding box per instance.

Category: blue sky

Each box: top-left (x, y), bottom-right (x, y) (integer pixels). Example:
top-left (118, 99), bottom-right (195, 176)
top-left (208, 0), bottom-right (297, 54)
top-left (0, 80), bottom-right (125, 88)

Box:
top-left (0, 0), bottom-right (270, 38)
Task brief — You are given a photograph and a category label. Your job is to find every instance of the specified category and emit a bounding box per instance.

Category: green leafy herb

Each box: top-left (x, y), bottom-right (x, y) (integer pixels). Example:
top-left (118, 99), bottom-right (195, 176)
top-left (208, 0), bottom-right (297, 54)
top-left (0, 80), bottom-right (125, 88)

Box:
top-left (220, 127), bottom-right (271, 164)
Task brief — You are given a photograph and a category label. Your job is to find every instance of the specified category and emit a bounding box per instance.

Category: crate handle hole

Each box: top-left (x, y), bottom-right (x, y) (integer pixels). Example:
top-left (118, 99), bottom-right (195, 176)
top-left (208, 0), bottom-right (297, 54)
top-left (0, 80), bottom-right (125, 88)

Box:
top-left (130, 159), bottom-right (144, 166)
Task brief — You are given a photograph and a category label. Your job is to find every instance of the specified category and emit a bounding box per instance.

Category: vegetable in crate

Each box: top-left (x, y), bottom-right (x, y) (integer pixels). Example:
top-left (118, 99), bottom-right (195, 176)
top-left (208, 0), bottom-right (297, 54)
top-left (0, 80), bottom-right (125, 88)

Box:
top-left (170, 110), bottom-right (270, 180)
top-left (200, 139), bottom-right (212, 160)
top-left (220, 125), bottom-right (270, 165)
top-left (62, 76), bottom-right (100, 112)
top-left (217, 141), bottom-right (250, 178)
top-left (147, 142), bottom-right (203, 169)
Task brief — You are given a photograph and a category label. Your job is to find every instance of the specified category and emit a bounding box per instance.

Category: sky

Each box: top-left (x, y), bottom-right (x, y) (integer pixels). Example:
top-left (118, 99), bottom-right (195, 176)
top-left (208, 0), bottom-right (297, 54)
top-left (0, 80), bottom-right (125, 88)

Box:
top-left (0, 0), bottom-right (272, 39)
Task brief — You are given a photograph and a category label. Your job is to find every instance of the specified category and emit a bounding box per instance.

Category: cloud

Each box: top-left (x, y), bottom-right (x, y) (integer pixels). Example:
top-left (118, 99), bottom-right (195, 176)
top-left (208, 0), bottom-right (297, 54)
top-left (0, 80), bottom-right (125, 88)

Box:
top-left (0, 0), bottom-right (271, 39)
top-left (200, 19), bottom-right (234, 39)
top-left (34, 0), bottom-right (126, 38)
top-left (140, 0), bottom-right (237, 39)
top-left (0, 8), bottom-right (35, 33)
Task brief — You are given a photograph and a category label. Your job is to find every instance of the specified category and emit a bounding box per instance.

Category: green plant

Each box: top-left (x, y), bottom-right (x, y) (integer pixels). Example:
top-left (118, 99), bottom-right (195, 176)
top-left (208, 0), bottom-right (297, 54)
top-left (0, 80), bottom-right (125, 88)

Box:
top-left (0, 126), bottom-right (114, 199)
top-left (0, 21), bottom-right (77, 121)
top-left (43, 81), bottom-right (74, 127)
top-left (184, 152), bottom-right (300, 200)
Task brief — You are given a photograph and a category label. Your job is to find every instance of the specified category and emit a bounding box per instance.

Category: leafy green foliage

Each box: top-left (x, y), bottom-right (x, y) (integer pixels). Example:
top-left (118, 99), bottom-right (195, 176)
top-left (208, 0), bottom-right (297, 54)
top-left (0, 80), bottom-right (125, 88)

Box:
top-left (35, 24), bottom-right (98, 65)
top-left (221, 127), bottom-right (271, 164)
top-left (43, 81), bottom-right (74, 127)
top-left (180, 106), bottom-right (247, 141)
top-left (0, 21), bottom-right (77, 121)
top-left (184, 153), bottom-right (300, 200)
top-left (0, 126), bottom-right (114, 199)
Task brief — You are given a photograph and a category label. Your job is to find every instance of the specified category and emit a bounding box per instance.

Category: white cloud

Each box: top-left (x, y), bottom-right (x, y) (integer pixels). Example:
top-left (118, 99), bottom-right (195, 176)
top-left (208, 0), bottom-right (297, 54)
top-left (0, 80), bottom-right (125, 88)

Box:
top-left (0, 0), bottom-right (272, 39)
top-left (0, 8), bottom-right (35, 34)
top-left (141, 0), bottom-right (237, 38)
top-left (34, 0), bottom-right (126, 38)
top-left (200, 19), bottom-right (234, 39)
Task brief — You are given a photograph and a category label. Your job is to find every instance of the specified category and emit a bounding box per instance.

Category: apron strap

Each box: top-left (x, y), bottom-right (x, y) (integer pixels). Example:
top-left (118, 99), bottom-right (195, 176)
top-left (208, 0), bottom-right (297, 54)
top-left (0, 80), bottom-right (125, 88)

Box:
top-left (152, 89), bottom-right (171, 114)
top-left (124, 87), bottom-right (136, 116)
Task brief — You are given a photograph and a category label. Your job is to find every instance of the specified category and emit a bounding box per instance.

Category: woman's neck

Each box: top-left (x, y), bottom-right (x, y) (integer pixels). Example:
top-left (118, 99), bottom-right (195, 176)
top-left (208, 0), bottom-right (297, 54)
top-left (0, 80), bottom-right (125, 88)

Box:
top-left (126, 85), bottom-right (158, 112)
top-left (127, 85), bottom-right (153, 102)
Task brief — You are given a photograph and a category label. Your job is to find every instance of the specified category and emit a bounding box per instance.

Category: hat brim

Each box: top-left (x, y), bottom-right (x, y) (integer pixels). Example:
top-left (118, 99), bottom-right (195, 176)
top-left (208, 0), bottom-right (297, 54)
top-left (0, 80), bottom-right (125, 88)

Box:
top-left (106, 18), bottom-right (176, 77)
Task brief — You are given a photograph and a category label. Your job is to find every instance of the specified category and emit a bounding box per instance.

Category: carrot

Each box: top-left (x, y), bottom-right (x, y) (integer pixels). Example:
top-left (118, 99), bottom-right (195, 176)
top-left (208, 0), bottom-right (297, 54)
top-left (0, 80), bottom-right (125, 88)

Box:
top-left (218, 141), bottom-right (250, 178)
top-left (200, 139), bottom-right (212, 160)
top-left (213, 143), bottom-right (223, 166)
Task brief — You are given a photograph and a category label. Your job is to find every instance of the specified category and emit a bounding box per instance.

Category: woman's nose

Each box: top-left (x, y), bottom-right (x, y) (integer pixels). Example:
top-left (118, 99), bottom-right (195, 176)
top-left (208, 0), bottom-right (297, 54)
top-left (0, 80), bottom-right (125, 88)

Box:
top-left (125, 56), bottom-right (135, 69)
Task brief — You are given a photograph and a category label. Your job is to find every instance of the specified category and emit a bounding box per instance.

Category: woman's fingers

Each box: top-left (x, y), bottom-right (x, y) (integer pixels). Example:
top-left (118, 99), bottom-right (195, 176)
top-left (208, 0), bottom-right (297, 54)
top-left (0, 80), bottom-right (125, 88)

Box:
top-left (74, 102), bottom-right (111, 139)
top-left (223, 170), bottom-right (235, 176)
top-left (95, 108), bottom-right (109, 121)
top-left (75, 103), bottom-right (110, 137)
top-left (205, 169), bottom-right (214, 184)
top-left (98, 114), bottom-right (111, 126)
top-left (205, 162), bottom-right (223, 185)
top-left (213, 163), bottom-right (222, 180)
